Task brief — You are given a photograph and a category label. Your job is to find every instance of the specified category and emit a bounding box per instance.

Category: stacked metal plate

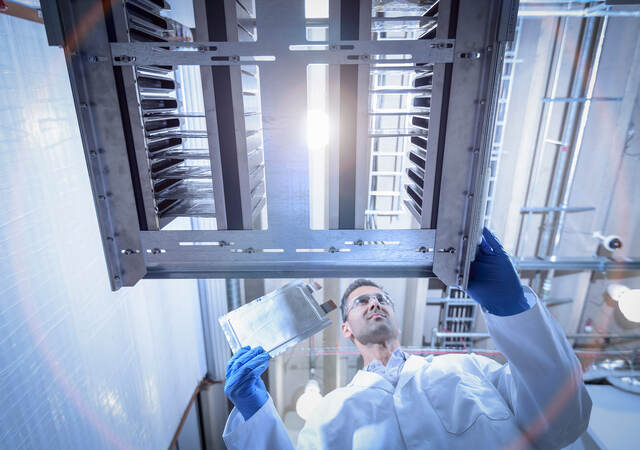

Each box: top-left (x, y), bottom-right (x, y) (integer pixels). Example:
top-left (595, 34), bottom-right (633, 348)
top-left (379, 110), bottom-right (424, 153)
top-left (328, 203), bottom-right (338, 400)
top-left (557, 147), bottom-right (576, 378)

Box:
top-left (367, 1), bottom-right (437, 223)
top-left (123, 0), bottom-right (214, 222)
top-left (403, 1), bottom-right (438, 221)
top-left (237, 0), bottom-right (267, 219)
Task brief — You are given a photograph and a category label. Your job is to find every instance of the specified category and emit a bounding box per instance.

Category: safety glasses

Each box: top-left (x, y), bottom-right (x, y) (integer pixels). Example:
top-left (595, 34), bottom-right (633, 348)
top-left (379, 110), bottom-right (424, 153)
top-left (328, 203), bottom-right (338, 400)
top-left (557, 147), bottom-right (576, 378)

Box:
top-left (344, 292), bottom-right (394, 320)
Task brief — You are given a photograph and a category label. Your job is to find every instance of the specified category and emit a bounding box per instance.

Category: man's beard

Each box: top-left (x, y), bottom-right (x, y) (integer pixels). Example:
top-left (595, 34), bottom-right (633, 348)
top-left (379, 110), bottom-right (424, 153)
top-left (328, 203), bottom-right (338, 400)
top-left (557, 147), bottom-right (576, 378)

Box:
top-left (355, 318), bottom-right (398, 345)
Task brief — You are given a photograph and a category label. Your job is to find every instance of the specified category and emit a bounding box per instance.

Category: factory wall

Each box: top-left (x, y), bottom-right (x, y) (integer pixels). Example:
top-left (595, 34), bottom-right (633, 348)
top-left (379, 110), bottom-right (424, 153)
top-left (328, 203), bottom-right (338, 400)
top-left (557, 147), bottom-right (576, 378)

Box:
top-left (0, 14), bottom-right (206, 450)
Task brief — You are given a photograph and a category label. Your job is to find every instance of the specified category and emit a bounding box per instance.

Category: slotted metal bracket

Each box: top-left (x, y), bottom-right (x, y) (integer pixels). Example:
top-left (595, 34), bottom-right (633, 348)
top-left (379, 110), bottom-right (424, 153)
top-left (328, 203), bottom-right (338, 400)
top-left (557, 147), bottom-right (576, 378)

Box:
top-left (43, 0), bottom-right (514, 290)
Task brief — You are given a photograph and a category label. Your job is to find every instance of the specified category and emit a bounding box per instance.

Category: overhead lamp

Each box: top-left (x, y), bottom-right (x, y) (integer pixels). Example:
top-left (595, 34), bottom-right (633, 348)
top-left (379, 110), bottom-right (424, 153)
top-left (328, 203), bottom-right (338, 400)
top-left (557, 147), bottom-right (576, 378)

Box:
top-left (607, 284), bottom-right (640, 323)
top-left (296, 379), bottom-right (323, 421)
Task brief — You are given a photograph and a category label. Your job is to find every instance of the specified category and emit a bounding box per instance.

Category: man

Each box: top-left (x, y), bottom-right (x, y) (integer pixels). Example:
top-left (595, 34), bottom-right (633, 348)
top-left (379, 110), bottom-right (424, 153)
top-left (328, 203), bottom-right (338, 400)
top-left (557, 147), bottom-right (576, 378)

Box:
top-left (222, 228), bottom-right (592, 449)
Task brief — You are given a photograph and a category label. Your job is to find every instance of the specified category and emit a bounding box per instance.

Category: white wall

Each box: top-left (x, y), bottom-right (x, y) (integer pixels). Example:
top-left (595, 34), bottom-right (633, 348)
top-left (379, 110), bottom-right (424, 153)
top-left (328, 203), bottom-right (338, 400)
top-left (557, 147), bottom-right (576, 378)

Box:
top-left (0, 14), bottom-right (206, 449)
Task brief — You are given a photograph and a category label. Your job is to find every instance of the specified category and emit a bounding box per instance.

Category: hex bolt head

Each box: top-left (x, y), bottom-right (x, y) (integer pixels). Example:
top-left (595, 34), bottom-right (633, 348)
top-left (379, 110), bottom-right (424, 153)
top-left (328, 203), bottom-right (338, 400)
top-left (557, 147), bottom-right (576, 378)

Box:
top-left (328, 246), bottom-right (338, 253)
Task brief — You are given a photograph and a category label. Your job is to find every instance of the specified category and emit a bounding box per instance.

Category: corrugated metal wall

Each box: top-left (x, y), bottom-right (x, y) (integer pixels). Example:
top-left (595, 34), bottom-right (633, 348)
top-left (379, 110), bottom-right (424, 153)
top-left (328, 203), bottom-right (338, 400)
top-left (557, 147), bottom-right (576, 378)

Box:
top-left (0, 13), bottom-right (207, 450)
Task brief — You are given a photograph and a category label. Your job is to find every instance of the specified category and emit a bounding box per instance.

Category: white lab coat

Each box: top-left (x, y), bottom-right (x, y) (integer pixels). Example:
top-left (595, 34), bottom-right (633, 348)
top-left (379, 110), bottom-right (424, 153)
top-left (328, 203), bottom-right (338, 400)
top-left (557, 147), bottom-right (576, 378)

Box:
top-left (223, 289), bottom-right (592, 449)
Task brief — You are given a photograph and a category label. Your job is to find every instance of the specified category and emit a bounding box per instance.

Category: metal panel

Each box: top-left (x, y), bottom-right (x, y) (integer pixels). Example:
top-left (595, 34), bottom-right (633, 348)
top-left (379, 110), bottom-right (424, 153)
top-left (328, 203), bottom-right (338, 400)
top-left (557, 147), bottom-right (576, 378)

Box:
top-left (255, 0), bottom-right (309, 230)
top-left (194, 0), bottom-right (255, 230)
top-left (432, 0), bottom-right (505, 287)
top-left (54, 0), bottom-right (146, 288)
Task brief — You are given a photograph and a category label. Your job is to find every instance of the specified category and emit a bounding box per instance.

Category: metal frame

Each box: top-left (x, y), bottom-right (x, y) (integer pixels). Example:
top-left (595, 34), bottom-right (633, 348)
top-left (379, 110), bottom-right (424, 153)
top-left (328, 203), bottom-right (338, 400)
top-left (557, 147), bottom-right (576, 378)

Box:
top-left (44, 0), bottom-right (147, 289)
top-left (44, 0), bottom-right (519, 289)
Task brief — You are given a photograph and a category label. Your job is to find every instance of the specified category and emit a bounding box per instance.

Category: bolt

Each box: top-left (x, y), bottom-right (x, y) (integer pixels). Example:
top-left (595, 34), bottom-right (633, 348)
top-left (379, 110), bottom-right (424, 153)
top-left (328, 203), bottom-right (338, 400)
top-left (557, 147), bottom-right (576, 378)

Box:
top-left (114, 275), bottom-right (120, 281)
top-left (328, 246), bottom-right (338, 253)
top-left (245, 247), bottom-right (255, 254)
top-left (231, 56), bottom-right (240, 62)
top-left (122, 249), bottom-right (137, 255)
top-left (106, 236), bottom-right (114, 242)
top-left (355, 239), bottom-right (364, 246)
top-left (89, 150), bottom-right (97, 156)
top-left (98, 195), bottom-right (106, 200)
top-left (418, 246), bottom-right (428, 253)
top-left (361, 55), bottom-right (369, 60)
top-left (330, 44), bottom-right (338, 50)
top-left (462, 235), bottom-right (468, 242)
top-left (458, 51), bottom-right (481, 60)
top-left (487, 46), bottom-right (493, 52)
top-left (468, 193), bottom-right (474, 199)
top-left (79, 103), bottom-right (88, 109)
top-left (219, 240), bottom-right (229, 247)
top-left (151, 248), bottom-right (162, 255)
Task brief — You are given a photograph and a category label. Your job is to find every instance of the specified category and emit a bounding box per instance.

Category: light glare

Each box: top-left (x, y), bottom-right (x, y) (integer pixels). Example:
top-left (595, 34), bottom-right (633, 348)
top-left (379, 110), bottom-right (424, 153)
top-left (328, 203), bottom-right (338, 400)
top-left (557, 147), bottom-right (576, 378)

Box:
top-left (307, 110), bottom-right (329, 150)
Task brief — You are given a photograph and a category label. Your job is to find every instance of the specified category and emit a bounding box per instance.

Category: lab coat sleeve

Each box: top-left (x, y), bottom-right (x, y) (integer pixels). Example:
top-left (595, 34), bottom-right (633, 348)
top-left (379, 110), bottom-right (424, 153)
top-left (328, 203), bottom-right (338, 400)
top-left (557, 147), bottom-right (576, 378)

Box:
top-left (472, 287), bottom-right (592, 449)
top-left (222, 394), bottom-right (294, 450)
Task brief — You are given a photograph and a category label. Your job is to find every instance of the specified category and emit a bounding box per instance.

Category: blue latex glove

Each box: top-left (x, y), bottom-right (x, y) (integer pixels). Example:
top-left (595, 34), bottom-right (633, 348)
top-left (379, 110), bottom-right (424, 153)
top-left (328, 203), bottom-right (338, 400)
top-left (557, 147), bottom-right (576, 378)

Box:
top-left (466, 227), bottom-right (530, 316)
top-left (224, 346), bottom-right (270, 421)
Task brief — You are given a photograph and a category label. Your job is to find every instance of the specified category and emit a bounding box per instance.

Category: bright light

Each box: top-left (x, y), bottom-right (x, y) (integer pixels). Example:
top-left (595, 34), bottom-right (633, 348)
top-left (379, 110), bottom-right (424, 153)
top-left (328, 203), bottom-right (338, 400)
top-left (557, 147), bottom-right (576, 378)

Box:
top-left (607, 284), bottom-right (640, 323)
top-left (296, 379), bottom-right (323, 421)
top-left (307, 110), bottom-right (329, 150)
top-left (619, 289), bottom-right (640, 323)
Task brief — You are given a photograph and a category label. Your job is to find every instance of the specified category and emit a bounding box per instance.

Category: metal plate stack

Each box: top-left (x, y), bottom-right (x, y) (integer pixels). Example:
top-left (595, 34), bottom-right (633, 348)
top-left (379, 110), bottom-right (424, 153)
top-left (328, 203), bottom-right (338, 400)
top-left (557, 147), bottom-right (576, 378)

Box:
top-left (366, 0), bottom-right (437, 224)
top-left (404, 1), bottom-right (438, 221)
top-left (120, 0), bottom-right (214, 222)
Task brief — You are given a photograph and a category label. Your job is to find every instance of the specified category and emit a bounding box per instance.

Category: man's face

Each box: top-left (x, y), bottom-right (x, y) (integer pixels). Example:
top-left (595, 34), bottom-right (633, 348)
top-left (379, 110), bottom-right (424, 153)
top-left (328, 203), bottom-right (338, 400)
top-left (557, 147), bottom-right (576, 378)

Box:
top-left (341, 285), bottom-right (400, 345)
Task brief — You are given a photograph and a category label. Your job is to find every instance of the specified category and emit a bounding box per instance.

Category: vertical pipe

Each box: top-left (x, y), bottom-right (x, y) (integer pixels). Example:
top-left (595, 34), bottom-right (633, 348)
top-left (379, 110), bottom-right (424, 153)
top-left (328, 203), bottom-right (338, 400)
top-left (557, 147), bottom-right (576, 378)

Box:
top-left (536, 16), bottom-right (597, 260)
top-left (550, 16), bottom-right (608, 257)
top-left (540, 16), bottom-right (607, 296)
top-left (517, 16), bottom-right (569, 257)
top-left (225, 278), bottom-right (243, 311)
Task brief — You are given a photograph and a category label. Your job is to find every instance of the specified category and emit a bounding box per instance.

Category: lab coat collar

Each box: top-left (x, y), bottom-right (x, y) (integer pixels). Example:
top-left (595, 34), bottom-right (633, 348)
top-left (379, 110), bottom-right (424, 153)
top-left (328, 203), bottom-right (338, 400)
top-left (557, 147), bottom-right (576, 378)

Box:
top-left (348, 354), bottom-right (429, 394)
top-left (396, 355), bottom-right (428, 391)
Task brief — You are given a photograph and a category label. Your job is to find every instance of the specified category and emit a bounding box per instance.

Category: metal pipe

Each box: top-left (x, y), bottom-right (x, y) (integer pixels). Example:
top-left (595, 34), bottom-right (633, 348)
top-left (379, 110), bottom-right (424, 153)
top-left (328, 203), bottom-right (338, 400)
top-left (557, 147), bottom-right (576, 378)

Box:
top-left (278, 346), bottom-right (637, 358)
top-left (432, 331), bottom-right (640, 340)
top-left (519, 5), bottom-right (640, 18)
top-left (517, 16), bottom-right (570, 257)
top-left (550, 16), bottom-right (608, 258)
top-left (536, 17), bottom-right (598, 263)
top-left (515, 257), bottom-right (640, 271)
top-left (225, 278), bottom-right (243, 311)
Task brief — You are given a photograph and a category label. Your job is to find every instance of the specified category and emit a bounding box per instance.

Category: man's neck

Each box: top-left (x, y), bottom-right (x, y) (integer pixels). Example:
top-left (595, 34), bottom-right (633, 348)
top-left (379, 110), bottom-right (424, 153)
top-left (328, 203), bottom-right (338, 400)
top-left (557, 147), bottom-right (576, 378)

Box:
top-left (356, 339), bottom-right (401, 367)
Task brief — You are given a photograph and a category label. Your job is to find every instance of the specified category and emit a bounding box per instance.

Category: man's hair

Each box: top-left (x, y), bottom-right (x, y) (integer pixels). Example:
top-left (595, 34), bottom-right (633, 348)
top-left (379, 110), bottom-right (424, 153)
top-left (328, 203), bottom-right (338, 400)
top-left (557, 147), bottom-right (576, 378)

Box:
top-left (340, 279), bottom-right (384, 322)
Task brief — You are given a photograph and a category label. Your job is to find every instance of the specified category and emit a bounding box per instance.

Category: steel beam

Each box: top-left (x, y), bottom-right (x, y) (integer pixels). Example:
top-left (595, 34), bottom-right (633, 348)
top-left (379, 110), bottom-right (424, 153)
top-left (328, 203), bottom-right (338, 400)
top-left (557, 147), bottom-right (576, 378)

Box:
top-left (194, 0), bottom-right (253, 230)
top-left (515, 257), bottom-right (640, 272)
top-left (141, 229), bottom-right (436, 278)
top-left (109, 40), bottom-right (456, 66)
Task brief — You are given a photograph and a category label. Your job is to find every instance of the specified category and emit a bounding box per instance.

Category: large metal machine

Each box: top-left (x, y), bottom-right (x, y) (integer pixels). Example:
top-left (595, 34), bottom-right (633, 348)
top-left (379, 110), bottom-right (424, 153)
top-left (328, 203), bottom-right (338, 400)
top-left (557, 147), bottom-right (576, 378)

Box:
top-left (40, 0), bottom-right (518, 290)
